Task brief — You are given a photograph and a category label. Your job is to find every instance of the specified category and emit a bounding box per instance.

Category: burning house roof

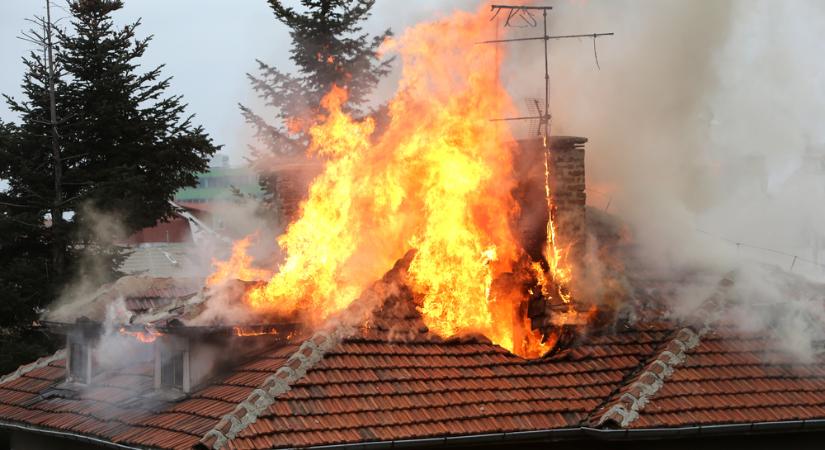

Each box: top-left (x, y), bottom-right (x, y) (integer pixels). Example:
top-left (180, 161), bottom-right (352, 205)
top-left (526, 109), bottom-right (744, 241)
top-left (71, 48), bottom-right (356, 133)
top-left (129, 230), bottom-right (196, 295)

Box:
top-left (4, 294), bottom-right (825, 449)
top-left (4, 3), bottom-right (825, 449)
top-left (45, 276), bottom-right (204, 324)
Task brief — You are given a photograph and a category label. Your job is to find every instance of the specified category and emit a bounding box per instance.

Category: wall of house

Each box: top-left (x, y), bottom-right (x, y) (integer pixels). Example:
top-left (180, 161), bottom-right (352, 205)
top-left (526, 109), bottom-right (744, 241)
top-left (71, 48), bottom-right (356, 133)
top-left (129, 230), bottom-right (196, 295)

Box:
top-left (189, 340), bottom-right (225, 390)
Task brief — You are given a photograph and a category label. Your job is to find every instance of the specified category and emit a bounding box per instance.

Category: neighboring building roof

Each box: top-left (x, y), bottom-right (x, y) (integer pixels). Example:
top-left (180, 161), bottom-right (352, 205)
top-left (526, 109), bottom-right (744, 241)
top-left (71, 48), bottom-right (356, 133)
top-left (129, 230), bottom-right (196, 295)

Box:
top-left (3, 316), bottom-right (825, 449)
top-left (119, 244), bottom-right (200, 278)
top-left (45, 276), bottom-right (203, 324)
top-left (174, 167), bottom-right (263, 203)
top-left (121, 218), bottom-right (194, 246)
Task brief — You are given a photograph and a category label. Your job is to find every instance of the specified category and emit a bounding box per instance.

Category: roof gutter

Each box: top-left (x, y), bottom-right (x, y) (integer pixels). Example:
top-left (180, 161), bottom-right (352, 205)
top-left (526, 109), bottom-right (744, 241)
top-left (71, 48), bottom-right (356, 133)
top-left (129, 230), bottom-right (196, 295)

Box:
top-left (2, 418), bottom-right (825, 450)
top-left (0, 420), bottom-right (143, 450)
top-left (303, 420), bottom-right (825, 450)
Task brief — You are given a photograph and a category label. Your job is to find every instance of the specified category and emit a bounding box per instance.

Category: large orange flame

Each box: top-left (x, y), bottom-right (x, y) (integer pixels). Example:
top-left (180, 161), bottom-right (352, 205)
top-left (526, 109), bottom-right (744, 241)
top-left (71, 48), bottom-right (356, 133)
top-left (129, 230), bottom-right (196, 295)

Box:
top-left (210, 3), bottom-right (574, 357)
top-left (207, 234), bottom-right (272, 285)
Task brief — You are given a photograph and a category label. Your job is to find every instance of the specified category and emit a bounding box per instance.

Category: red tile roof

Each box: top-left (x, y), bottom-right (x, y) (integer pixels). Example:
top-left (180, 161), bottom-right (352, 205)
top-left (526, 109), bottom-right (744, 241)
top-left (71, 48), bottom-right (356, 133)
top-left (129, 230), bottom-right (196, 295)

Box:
top-left (221, 327), bottom-right (669, 449)
top-left (2, 320), bottom-right (825, 449)
top-left (620, 329), bottom-right (825, 428)
top-left (0, 341), bottom-right (300, 449)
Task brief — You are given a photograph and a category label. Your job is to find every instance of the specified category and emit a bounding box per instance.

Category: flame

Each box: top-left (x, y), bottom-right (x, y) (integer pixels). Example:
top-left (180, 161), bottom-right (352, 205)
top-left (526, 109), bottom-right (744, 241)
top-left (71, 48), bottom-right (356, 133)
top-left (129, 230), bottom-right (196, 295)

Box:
top-left (119, 327), bottom-right (162, 343)
top-left (541, 148), bottom-right (573, 303)
top-left (207, 235), bottom-right (272, 286)
top-left (233, 326), bottom-right (279, 337)
top-left (210, 3), bottom-right (578, 357)
top-left (523, 323), bottom-right (559, 359)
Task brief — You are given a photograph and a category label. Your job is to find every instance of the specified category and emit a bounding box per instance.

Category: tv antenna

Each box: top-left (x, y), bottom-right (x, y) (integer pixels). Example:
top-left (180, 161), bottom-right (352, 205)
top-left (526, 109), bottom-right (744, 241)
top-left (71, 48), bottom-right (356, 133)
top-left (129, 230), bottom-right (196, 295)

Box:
top-left (483, 5), bottom-right (613, 144)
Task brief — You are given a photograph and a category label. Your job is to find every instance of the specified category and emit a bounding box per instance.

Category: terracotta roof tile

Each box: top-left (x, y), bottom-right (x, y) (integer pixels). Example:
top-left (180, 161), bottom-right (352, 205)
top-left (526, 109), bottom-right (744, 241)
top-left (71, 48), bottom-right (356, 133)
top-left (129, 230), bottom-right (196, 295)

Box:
top-left (0, 340), bottom-right (302, 449)
top-left (211, 330), bottom-right (659, 449)
top-left (171, 398), bottom-right (235, 418)
top-left (1, 377), bottom-right (54, 393)
top-left (623, 330), bottom-right (825, 429)
top-left (21, 365), bottom-right (65, 381)
top-left (4, 318), bottom-right (825, 449)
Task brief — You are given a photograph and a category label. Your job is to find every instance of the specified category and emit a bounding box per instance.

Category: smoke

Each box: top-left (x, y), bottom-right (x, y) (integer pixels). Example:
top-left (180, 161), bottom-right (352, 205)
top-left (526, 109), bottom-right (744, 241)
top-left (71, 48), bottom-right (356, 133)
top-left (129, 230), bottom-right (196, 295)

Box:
top-left (48, 1), bottom-right (825, 362)
top-left (196, 195), bottom-right (283, 269)
top-left (47, 204), bottom-right (131, 322)
top-left (94, 298), bottom-right (154, 373)
top-left (190, 280), bottom-right (259, 326)
top-left (499, 0), bottom-right (825, 357)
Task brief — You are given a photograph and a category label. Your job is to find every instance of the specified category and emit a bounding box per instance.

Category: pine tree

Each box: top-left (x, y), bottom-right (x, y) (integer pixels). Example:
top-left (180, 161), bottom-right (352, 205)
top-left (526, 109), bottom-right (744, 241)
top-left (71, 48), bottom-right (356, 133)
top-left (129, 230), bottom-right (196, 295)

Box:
top-left (243, 0), bottom-right (393, 213)
top-left (0, 9), bottom-right (71, 372)
top-left (0, 0), bottom-right (218, 371)
top-left (59, 0), bottom-right (219, 233)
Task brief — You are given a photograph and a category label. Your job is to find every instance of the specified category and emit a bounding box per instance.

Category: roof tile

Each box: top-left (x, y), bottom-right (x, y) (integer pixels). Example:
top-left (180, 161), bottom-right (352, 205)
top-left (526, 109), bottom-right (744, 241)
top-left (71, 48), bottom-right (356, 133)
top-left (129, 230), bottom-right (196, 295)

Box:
top-left (3, 320), bottom-right (825, 449)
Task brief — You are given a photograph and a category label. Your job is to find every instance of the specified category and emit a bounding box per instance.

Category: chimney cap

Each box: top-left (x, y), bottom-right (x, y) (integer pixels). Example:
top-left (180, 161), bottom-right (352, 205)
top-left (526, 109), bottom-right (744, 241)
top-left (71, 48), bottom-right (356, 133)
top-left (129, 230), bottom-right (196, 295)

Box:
top-left (548, 135), bottom-right (588, 149)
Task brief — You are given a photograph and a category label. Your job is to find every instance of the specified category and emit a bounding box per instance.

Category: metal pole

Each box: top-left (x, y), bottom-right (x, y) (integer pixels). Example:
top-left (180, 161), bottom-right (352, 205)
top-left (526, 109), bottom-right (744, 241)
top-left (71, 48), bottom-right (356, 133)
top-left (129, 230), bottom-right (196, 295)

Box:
top-left (45, 0), bottom-right (64, 279)
top-left (543, 8), bottom-right (550, 144)
top-left (479, 32), bottom-right (614, 45)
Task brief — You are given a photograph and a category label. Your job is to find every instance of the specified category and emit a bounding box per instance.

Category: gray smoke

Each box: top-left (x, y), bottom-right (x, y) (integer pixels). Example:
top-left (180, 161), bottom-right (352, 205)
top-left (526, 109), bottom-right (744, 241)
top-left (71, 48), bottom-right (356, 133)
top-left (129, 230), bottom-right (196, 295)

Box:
top-left (496, 0), bottom-right (825, 357)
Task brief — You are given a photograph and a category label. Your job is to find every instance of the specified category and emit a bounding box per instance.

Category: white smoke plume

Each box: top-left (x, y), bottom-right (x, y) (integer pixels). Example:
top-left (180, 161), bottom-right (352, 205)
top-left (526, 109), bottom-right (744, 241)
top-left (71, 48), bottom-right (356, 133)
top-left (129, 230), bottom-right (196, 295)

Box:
top-left (498, 0), bottom-right (825, 357)
top-left (94, 298), bottom-right (154, 373)
top-left (47, 204), bottom-right (132, 322)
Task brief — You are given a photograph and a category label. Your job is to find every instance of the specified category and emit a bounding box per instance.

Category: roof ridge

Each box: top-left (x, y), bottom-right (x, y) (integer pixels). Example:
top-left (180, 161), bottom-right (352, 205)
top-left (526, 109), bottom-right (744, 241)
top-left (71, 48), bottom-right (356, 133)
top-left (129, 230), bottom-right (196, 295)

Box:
top-left (0, 348), bottom-right (66, 387)
top-left (594, 327), bottom-right (701, 427)
top-left (197, 326), bottom-right (351, 450)
top-left (591, 275), bottom-right (734, 428)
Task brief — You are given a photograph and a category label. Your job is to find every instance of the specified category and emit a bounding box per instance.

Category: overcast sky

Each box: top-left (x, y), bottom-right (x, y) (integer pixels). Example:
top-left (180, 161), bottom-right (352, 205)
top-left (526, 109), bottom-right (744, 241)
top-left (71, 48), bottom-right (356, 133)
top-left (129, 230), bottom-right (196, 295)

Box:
top-left (0, 0), bottom-right (481, 165)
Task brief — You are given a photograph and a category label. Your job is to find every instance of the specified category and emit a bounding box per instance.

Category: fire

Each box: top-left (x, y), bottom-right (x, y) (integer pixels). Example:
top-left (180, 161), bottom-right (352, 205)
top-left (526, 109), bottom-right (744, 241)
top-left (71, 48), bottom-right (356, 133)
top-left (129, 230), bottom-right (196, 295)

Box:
top-left (233, 326), bottom-right (279, 337)
top-left (551, 306), bottom-right (597, 327)
top-left (119, 327), bottom-right (163, 343)
top-left (542, 145), bottom-right (573, 303)
top-left (523, 321), bottom-right (559, 359)
top-left (210, 2), bottom-right (579, 357)
top-left (207, 234), bottom-right (272, 286)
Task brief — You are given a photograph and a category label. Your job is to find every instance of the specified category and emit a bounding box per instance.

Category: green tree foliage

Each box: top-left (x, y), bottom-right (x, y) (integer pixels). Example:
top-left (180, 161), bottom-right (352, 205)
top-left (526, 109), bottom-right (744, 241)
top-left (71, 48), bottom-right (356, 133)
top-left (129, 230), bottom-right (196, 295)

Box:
top-left (0, 23), bottom-right (74, 373)
top-left (0, 0), bottom-right (219, 372)
top-left (60, 0), bottom-right (219, 233)
top-left (243, 0), bottom-right (393, 210)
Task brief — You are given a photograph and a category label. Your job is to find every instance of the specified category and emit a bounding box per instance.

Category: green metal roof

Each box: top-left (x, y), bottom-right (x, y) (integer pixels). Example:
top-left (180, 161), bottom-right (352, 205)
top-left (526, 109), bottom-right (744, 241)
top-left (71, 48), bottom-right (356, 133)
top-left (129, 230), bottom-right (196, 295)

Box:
top-left (174, 166), bottom-right (264, 201)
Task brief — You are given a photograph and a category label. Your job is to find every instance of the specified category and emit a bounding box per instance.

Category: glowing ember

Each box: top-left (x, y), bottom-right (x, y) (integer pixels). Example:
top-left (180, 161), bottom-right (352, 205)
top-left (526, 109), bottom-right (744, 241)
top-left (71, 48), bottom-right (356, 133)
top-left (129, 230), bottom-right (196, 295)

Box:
top-left (233, 326), bottom-right (279, 337)
top-left (119, 327), bottom-right (163, 343)
top-left (208, 2), bottom-right (580, 357)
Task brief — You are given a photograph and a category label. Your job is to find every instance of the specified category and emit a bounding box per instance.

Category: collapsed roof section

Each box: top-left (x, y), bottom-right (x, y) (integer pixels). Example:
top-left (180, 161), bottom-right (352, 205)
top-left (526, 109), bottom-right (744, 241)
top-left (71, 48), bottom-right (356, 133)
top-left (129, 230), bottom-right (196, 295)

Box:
top-left (45, 276), bottom-right (203, 325)
top-left (40, 275), bottom-right (304, 341)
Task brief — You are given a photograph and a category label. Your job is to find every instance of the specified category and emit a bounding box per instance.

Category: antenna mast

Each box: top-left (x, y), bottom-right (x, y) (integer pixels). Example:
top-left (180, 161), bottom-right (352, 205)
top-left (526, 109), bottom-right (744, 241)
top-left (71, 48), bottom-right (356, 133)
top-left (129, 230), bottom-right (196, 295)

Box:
top-left (485, 4), bottom-right (613, 145)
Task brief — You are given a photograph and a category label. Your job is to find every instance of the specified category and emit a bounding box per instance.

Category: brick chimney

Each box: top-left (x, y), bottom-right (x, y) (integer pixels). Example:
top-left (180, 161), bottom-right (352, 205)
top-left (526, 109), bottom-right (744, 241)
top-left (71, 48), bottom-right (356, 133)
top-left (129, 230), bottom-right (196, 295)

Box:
top-left (513, 136), bottom-right (588, 266)
top-left (546, 136), bottom-right (588, 263)
top-left (269, 158), bottom-right (323, 224)
top-left (514, 136), bottom-right (590, 344)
